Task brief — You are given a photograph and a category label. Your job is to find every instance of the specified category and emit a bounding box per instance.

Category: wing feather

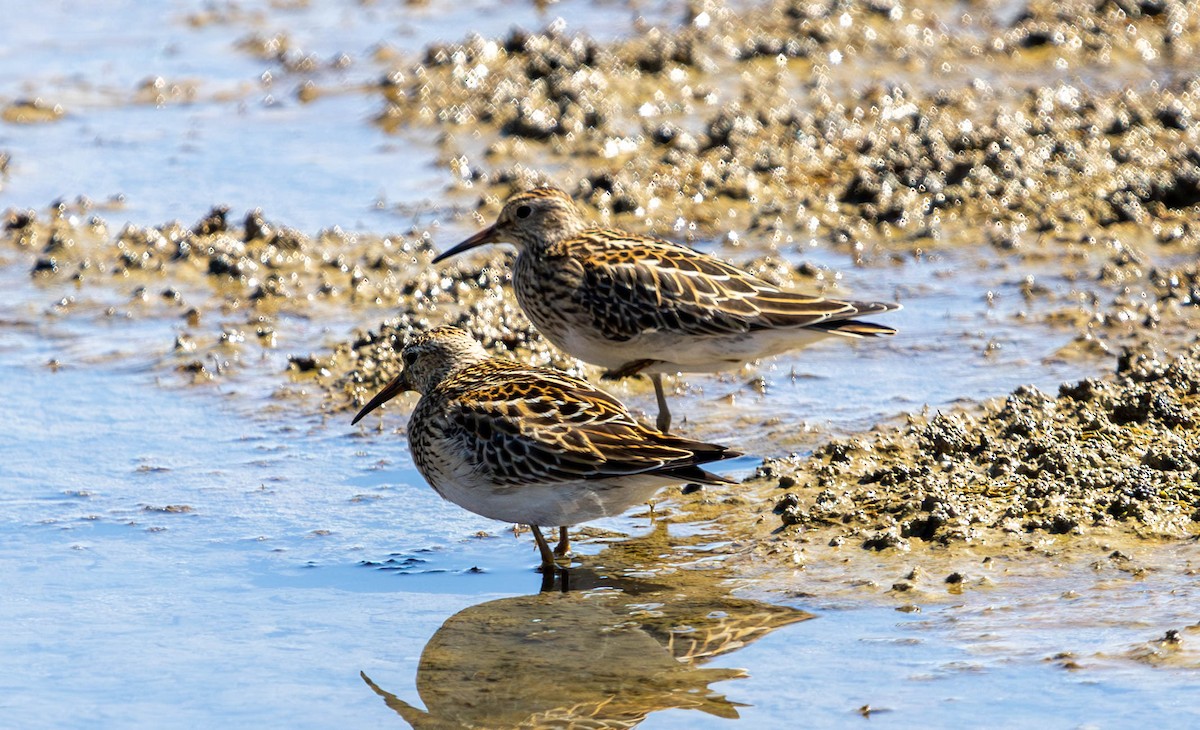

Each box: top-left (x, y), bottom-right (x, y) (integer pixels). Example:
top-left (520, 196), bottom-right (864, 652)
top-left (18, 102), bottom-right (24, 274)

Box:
top-left (565, 230), bottom-right (896, 341)
top-left (442, 361), bottom-right (737, 486)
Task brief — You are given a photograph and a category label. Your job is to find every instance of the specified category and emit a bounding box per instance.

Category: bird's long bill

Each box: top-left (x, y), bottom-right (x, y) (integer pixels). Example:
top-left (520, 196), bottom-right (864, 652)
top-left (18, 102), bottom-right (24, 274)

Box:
top-left (431, 224), bottom-right (498, 264)
top-left (351, 371), bottom-right (411, 425)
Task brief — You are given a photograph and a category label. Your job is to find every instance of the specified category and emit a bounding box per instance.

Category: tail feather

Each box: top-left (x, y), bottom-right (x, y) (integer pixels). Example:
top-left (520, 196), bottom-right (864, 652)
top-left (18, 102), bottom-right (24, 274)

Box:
top-left (843, 300), bottom-right (902, 317)
top-left (753, 293), bottom-right (901, 331)
top-left (663, 463), bottom-right (740, 485)
top-left (655, 435), bottom-right (741, 484)
top-left (658, 435), bottom-right (741, 464)
top-left (809, 318), bottom-right (897, 338)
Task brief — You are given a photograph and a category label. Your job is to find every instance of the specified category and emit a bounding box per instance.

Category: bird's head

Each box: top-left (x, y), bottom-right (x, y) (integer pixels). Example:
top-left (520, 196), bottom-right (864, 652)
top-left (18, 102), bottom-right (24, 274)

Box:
top-left (432, 187), bottom-right (587, 262)
top-left (351, 326), bottom-right (489, 424)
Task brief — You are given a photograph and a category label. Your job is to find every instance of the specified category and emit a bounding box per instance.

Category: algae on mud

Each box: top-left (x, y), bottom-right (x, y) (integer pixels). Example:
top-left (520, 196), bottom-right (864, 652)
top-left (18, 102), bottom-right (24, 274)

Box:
top-left (752, 342), bottom-right (1200, 547)
top-left (367, 0), bottom-right (1200, 247)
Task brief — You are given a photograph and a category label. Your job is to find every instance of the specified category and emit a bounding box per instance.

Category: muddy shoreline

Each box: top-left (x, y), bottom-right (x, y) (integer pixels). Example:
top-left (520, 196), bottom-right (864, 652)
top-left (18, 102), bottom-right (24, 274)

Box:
top-left (5, 0), bottom-right (1200, 582)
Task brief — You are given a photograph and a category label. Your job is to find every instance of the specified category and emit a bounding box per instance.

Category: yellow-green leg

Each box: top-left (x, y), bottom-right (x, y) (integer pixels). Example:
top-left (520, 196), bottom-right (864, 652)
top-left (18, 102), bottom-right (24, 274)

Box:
top-left (553, 526), bottom-right (570, 557)
top-left (529, 525), bottom-right (557, 572)
top-left (651, 373), bottom-right (672, 433)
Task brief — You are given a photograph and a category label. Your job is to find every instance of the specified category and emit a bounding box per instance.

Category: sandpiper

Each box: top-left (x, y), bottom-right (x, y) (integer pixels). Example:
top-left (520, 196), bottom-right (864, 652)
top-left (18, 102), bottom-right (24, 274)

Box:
top-left (434, 186), bottom-right (900, 432)
top-left (351, 326), bottom-right (740, 572)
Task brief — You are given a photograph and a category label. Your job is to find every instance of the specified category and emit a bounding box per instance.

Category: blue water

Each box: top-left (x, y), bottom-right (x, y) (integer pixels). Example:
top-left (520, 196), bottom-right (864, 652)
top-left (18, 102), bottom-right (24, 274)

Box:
top-left (0, 0), bottom-right (693, 231)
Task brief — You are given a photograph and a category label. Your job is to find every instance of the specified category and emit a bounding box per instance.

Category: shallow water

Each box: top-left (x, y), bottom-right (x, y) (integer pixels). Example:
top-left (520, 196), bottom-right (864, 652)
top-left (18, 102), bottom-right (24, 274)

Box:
top-left (3, 1), bottom-right (1199, 728)
top-left (0, 0), bottom-right (698, 231)
top-left (5, 307), bottom-right (1199, 726)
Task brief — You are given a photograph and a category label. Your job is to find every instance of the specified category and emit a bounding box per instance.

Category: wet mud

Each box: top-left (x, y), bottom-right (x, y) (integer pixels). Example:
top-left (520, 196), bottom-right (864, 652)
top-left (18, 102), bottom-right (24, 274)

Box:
top-left (651, 342), bottom-right (1200, 605)
top-left (372, 0), bottom-right (1200, 247)
top-left (759, 342), bottom-right (1200, 545)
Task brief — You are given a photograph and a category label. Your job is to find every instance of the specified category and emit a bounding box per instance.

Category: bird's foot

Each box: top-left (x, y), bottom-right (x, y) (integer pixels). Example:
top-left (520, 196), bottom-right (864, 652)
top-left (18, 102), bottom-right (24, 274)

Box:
top-left (530, 524), bottom-right (559, 571)
top-left (553, 526), bottom-right (571, 558)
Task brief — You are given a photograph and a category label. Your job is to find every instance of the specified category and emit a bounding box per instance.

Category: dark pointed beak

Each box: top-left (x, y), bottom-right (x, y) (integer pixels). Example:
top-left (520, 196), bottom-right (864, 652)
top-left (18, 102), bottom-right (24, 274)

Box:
top-left (431, 223), bottom-right (499, 264)
top-left (351, 370), bottom-right (411, 425)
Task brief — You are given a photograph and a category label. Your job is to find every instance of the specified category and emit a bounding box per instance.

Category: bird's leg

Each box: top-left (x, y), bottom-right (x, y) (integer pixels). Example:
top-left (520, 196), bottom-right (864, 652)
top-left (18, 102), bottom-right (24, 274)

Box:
top-left (529, 525), bottom-right (557, 572)
top-left (651, 373), bottom-right (672, 433)
top-left (603, 360), bottom-right (672, 431)
top-left (601, 358), bottom-right (659, 381)
top-left (553, 526), bottom-right (570, 557)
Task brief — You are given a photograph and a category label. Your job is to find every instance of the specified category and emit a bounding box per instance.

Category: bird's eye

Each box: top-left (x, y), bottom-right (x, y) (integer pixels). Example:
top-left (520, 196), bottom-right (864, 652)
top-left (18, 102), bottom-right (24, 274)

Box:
top-left (403, 351), bottom-right (418, 367)
top-left (515, 205), bottom-right (532, 219)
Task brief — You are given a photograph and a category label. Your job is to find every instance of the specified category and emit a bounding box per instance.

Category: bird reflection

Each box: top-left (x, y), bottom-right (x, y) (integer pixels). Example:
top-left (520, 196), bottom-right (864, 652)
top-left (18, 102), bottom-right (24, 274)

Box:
top-left (362, 538), bottom-right (812, 729)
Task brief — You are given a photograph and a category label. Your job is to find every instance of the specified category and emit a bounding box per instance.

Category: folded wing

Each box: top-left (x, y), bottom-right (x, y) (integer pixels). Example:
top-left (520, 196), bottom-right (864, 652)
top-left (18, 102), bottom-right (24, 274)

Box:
top-left (569, 230), bottom-right (898, 341)
top-left (446, 362), bottom-right (738, 486)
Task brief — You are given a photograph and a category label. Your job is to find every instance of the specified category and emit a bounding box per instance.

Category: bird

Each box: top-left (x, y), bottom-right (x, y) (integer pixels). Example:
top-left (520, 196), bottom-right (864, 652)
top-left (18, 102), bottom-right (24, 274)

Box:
top-left (433, 186), bottom-right (901, 433)
top-left (351, 326), bottom-right (740, 573)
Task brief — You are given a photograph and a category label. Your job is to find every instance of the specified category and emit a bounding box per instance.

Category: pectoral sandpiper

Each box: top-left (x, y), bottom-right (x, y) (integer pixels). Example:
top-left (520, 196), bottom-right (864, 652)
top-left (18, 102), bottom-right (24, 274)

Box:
top-left (351, 326), bottom-right (739, 572)
top-left (434, 186), bottom-right (900, 432)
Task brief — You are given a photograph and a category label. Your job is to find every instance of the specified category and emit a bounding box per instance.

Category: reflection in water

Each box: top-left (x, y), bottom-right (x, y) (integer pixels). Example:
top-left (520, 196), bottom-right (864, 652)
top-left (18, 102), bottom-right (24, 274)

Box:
top-left (363, 527), bottom-right (812, 728)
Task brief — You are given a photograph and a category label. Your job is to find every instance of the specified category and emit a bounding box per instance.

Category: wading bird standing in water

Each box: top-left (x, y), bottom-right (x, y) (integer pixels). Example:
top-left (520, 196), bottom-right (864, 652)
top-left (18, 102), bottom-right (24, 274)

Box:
top-left (352, 326), bottom-right (740, 573)
top-left (434, 186), bottom-right (900, 432)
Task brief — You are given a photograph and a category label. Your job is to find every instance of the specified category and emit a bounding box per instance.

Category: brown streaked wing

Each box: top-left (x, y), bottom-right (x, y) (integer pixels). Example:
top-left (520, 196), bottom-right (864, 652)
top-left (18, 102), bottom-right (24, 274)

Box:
top-left (564, 230), bottom-right (865, 341)
top-left (442, 361), bottom-right (734, 485)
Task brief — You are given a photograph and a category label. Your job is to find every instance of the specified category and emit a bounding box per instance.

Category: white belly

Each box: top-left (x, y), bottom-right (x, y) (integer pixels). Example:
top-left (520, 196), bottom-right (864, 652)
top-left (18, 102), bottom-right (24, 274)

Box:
top-left (413, 428), bottom-right (674, 526)
top-left (432, 474), bottom-right (669, 527)
top-left (545, 326), bottom-right (834, 373)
